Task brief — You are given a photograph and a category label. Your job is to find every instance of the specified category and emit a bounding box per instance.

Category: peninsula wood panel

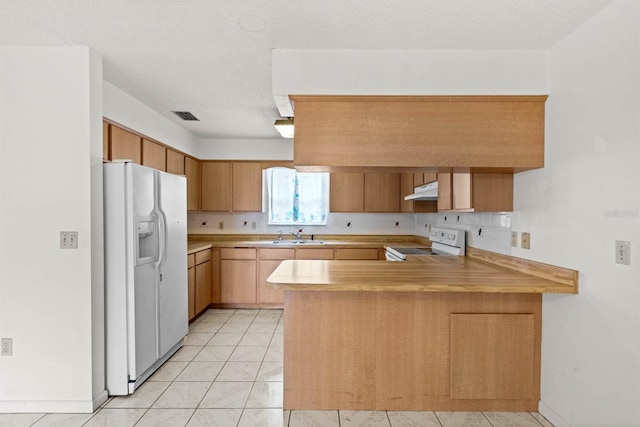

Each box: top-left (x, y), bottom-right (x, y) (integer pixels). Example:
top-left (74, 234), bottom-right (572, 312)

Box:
top-left (330, 172), bottom-right (365, 212)
top-left (450, 313), bottom-right (536, 400)
top-left (166, 149), bottom-right (185, 175)
top-left (185, 157), bottom-right (200, 211)
top-left (232, 162), bottom-right (262, 212)
top-left (284, 291), bottom-right (377, 409)
top-left (110, 125), bottom-right (141, 164)
top-left (142, 138), bottom-right (167, 171)
top-left (283, 290), bottom-right (541, 411)
top-left (364, 173), bottom-right (400, 212)
top-left (292, 95), bottom-right (546, 171)
top-left (201, 162), bottom-right (232, 212)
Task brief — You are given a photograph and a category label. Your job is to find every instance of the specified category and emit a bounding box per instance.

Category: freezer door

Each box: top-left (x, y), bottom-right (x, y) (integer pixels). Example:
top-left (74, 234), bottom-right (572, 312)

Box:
top-left (156, 170), bottom-right (188, 357)
top-left (131, 164), bottom-right (160, 380)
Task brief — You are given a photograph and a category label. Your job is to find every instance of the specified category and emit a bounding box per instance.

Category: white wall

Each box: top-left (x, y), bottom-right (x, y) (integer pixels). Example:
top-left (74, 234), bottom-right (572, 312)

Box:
top-left (0, 47), bottom-right (106, 412)
top-left (103, 81), bottom-right (199, 157)
top-left (512, 1), bottom-right (640, 425)
top-left (272, 49), bottom-right (548, 116)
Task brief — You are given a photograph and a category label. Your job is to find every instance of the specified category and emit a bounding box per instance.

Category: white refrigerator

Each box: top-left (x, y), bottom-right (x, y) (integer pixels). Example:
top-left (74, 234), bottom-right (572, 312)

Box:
top-left (104, 161), bottom-right (188, 395)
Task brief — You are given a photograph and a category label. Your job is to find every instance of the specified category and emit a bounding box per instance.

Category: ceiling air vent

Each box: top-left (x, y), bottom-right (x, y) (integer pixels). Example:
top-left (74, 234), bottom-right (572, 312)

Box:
top-left (172, 111), bottom-right (199, 121)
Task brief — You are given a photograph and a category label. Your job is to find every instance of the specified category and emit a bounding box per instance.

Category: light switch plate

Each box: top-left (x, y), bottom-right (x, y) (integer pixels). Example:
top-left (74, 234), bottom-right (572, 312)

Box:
top-left (60, 231), bottom-right (78, 249)
top-left (521, 232), bottom-right (531, 249)
top-left (511, 232), bottom-right (518, 247)
top-left (616, 240), bottom-right (630, 265)
top-left (1, 338), bottom-right (12, 356)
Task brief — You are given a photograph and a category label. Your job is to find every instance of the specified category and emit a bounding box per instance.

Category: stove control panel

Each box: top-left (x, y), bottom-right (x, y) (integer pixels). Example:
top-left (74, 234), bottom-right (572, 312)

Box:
top-left (429, 227), bottom-right (466, 248)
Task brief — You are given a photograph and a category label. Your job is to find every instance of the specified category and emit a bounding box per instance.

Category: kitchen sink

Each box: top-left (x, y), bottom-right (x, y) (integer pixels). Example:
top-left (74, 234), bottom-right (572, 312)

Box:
top-left (269, 240), bottom-right (326, 245)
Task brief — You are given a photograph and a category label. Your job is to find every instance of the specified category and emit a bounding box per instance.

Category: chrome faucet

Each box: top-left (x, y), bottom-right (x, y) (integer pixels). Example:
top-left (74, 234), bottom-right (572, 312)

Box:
top-left (277, 230), bottom-right (283, 240)
top-left (289, 229), bottom-right (303, 240)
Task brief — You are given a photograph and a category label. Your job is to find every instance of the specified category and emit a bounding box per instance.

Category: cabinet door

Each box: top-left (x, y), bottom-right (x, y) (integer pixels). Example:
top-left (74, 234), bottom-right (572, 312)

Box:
top-left (185, 157), bottom-right (200, 211)
top-left (188, 266), bottom-right (196, 320)
top-left (334, 248), bottom-right (379, 260)
top-left (452, 173), bottom-right (472, 211)
top-left (471, 174), bottom-right (514, 212)
top-left (400, 173), bottom-right (414, 213)
top-left (330, 172), bottom-right (364, 212)
top-left (232, 162), bottom-right (262, 212)
top-left (365, 173), bottom-right (400, 212)
top-left (166, 149), bottom-right (185, 175)
top-left (142, 138), bottom-right (167, 171)
top-left (103, 121), bottom-right (110, 160)
top-left (437, 173), bottom-right (453, 211)
top-left (195, 260), bottom-right (212, 314)
top-left (221, 260), bottom-right (257, 303)
top-left (258, 260), bottom-right (286, 304)
top-left (110, 125), bottom-right (141, 164)
top-left (201, 162), bottom-right (232, 212)
top-left (295, 248), bottom-right (334, 260)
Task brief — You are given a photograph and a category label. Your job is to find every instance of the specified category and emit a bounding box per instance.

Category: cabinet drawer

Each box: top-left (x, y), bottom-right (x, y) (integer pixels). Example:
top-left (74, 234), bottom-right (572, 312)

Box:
top-left (195, 248), bottom-right (211, 265)
top-left (296, 248), bottom-right (334, 260)
top-left (188, 254), bottom-right (195, 268)
top-left (334, 248), bottom-right (379, 260)
top-left (259, 248), bottom-right (295, 260)
top-left (221, 248), bottom-right (257, 260)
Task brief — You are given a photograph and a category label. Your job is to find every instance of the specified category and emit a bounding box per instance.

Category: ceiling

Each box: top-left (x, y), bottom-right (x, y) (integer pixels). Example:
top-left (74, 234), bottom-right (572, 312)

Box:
top-left (0, 0), bottom-right (614, 140)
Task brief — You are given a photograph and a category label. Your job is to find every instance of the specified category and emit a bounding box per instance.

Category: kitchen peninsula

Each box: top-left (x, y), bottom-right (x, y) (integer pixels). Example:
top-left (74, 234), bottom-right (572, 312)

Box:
top-left (267, 249), bottom-right (577, 412)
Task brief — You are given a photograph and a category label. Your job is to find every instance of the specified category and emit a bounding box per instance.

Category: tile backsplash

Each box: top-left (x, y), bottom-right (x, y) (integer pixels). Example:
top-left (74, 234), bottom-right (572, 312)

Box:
top-left (188, 211), bottom-right (512, 255)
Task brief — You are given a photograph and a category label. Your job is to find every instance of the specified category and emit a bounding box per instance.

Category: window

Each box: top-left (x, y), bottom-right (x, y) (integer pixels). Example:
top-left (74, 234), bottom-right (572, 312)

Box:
top-left (265, 167), bottom-right (329, 225)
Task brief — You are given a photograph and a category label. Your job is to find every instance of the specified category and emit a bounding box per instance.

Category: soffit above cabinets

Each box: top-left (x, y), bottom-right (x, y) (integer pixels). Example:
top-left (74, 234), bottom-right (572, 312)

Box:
top-left (291, 95), bottom-right (548, 173)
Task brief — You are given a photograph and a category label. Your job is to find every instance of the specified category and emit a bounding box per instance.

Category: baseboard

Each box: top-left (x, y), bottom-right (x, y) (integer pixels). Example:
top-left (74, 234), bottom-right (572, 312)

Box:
top-left (539, 400), bottom-right (571, 427)
top-left (92, 390), bottom-right (109, 411)
top-left (0, 399), bottom-right (96, 414)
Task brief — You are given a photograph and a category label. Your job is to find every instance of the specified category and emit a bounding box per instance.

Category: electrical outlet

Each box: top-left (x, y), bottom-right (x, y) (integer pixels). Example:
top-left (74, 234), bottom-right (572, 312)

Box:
top-left (511, 231), bottom-right (518, 247)
top-left (1, 338), bottom-right (12, 356)
top-left (60, 231), bottom-right (78, 249)
top-left (521, 232), bottom-right (531, 249)
top-left (616, 240), bottom-right (630, 265)
top-left (218, 222), bottom-right (224, 230)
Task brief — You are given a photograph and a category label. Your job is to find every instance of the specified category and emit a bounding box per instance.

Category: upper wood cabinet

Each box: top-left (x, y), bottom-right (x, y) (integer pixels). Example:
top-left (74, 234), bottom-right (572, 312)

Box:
top-left (232, 162), bottom-right (263, 212)
top-left (102, 121), bottom-right (110, 161)
top-left (110, 125), bottom-right (141, 164)
top-left (437, 173), bottom-right (513, 212)
top-left (291, 95), bottom-right (547, 172)
top-left (142, 138), bottom-right (166, 171)
top-left (201, 162), bottom-right (232, 212)
top-left (185, 157), bottom-right (201, 211)
top-left (166, 149), bottom-right (185, 175)
top-left (364, 173), bottom-right (400, 212)
top-left (330, 172), bottom-right (365, 212)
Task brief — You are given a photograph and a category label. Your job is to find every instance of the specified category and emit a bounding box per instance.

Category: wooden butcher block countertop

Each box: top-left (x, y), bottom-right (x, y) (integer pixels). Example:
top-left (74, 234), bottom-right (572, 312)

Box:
top-left (267, 247), bottom-right (578, 294)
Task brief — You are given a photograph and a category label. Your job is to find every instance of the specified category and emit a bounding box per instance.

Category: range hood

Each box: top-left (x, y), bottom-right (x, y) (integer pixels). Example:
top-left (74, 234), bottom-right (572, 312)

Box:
top-left (404, 181), bottom-right (438, 201)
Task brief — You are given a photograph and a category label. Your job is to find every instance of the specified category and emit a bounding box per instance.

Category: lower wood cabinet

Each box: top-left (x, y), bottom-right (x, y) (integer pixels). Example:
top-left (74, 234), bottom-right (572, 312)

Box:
top-left (295, 248), bottom-right (334, 260)
top-left (221, 248), bottom-right (257, 303)
top-left (258, 249), bottom-right (295, 304)
top-left (334, 248), bottom-right (380, 260)
top-left (188, 248), bottom-right (212, 321)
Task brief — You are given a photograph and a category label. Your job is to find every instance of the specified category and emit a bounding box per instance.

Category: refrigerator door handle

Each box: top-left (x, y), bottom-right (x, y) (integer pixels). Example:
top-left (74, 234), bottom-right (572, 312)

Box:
top-left (156, 208), bottom-right (168, 282)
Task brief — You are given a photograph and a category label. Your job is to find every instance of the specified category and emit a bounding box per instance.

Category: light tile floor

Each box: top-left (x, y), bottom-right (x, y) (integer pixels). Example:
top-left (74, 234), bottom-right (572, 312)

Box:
top-left (0, 309), bottom-right (555, 427)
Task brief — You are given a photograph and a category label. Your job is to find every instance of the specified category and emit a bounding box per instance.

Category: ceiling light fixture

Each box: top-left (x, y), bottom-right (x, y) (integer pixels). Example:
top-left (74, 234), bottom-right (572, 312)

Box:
top-left (274, 117), bottom-right (294, 138)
